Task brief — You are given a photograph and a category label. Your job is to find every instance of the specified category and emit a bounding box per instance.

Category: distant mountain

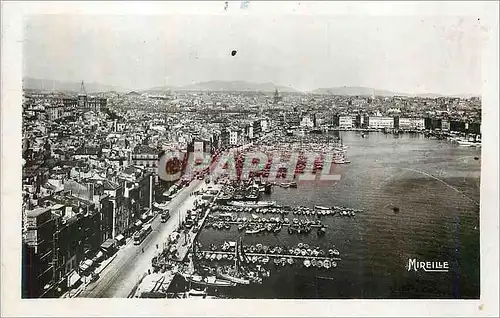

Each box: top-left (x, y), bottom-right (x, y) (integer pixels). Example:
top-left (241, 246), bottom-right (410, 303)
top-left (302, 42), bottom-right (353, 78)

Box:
top-left (144, 81), bottom-right (300, 93)
top-left (311, 86), bottom-right (404, 97)
top-left (310, 86), bottom-right (479, 98)
top-left (126, 91), bottom-right (141, 96)
top-left (24, 77), bottom-right (478, 98)
top-left (23, 77), bottom-right (128, 94)
top-left (140, 86), bottom-right (179, 94)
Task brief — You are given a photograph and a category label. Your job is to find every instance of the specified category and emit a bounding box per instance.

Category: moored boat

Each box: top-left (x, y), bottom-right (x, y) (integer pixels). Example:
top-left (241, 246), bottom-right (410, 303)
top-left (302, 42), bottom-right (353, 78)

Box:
top-left (182, 274), bottom-right (237, 287)
top-left (323, 259), bottom-right (331, 269)
top-left (315, 205), bottom-right (330, 210)
top-left (229, 201), bottom-right (276, 208)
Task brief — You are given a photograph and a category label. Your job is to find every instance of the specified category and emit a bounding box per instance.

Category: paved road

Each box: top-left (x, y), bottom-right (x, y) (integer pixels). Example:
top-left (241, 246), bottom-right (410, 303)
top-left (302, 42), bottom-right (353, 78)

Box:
top-left (78, 180), bottom-right (205, 298)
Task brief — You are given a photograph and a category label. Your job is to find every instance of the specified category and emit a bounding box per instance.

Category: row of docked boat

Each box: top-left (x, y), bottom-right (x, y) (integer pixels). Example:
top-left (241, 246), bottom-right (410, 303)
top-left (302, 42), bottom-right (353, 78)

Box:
top-left (209, 212), bottom-right (325, 226)
top-left (292, 205), bottom-right (362, 217)
top-left (213, 203), bottom-right (362, 218)
top-left (206, 215), bottom-right (326, 233)
top-left (216, 181), bottom-right (273, 202)
top-left (205, 221), bottom-right (232, 230)
top-left (205, 242), bottom-right (340, 258)
top-left (215, 204), bottom-right (289, 215)
top-left (242, 222), bottom-right (282, 234)
top-left (302, 258), bottom-right (337, 269)
top-left (195, 252), bottom-right (338, 269)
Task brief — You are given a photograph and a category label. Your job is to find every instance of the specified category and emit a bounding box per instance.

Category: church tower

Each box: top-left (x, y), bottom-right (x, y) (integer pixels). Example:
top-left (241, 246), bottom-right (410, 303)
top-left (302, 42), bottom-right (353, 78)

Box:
top-left (273, 88), bottom-right (280, 105)
top-left (78, 80), bottom-right (88, 109)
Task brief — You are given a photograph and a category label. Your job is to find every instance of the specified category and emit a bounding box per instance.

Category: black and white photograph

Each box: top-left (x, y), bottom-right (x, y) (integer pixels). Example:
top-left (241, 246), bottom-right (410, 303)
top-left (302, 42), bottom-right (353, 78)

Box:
top-left (1, 1), bottom-right (498, 317)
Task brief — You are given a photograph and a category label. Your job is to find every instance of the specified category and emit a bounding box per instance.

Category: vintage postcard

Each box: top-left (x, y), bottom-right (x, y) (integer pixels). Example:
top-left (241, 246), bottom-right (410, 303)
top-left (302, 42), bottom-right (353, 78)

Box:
top-left (1, 1), bottom-right (498, 317)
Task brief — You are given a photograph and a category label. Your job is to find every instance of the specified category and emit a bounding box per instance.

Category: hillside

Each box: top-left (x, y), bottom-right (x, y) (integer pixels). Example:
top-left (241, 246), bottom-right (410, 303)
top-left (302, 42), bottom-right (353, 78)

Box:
top-left (145, 81), bottom-right (299, 93)
top-left (23, 77), bottom-right (127, 93)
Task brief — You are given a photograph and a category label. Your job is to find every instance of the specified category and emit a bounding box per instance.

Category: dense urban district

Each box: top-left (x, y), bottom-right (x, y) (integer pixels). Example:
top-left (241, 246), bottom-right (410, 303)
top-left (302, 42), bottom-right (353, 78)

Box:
top-left (22, 83), bottom-right (481, 298)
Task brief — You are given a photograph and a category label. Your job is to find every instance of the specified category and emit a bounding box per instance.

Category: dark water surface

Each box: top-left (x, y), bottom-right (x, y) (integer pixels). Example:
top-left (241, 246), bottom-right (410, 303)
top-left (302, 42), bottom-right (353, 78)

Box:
top-left (197, 132), bottom-right (481, 299)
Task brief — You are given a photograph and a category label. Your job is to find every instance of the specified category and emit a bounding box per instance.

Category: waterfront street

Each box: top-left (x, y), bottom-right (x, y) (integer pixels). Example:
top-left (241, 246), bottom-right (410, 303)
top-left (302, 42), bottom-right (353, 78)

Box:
top-left (78, 179), bottom-right (206, 298)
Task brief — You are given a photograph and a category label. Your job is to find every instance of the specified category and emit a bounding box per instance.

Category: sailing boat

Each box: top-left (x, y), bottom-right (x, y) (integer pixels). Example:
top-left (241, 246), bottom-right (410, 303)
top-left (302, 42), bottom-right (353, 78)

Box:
top-left (216, 239), bottom-right (250, 285)
top-left (179, 240), bottom-right (236, 288)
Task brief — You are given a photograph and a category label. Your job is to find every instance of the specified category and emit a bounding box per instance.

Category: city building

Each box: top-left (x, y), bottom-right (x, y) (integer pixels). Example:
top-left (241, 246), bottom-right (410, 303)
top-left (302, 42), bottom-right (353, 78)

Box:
top-left (339, 116), bottom-right (355, 129)
top-left (398, 117), bottom-right (425, 130)
top-left (368, 116), bottom-right (394, 129)
top-left (131, 145), bottom-right (159, 173)
top-left (23, 207), bottom-right (56, 298)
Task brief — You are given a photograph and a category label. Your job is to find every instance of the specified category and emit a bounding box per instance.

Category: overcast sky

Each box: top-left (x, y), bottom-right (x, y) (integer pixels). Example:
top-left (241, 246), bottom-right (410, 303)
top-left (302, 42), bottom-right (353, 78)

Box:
top-left (24, 14), bottom-right (486, 94)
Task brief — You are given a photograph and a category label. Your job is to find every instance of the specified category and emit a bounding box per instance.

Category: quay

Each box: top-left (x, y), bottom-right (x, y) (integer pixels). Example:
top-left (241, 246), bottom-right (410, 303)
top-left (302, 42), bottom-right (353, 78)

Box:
top-left (173, 207), bottom-right (212, 262)
top-left (198, 250), bottom-right (341, 262)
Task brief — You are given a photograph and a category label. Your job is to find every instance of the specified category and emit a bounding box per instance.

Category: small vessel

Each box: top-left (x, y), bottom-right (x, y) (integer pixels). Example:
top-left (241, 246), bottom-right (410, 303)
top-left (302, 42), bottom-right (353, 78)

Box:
top-left (274, 225), bottom-right (282, 233)
top-left (187, 288), bottom-right (207, 298)
top-left (229, 201), bottom-right (276, 208)
top-left (183, 274), bottom-right (237, 287)
top-left (314, 205), bottom-right (330, 210)
top-left (456, 139), bottom-right (479, 147)
top-left (245, 227), bottom-right (263, 235)
top-left (317, 226), bottom-right (326, 236)
top-left (323, 259), bottom-right (331, 269)
top-left (280, 258), bottom-right (287, 266)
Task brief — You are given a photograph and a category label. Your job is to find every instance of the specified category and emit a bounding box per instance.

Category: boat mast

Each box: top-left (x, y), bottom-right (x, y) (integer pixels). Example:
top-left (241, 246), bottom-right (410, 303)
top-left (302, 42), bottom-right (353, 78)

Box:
top-left (234, 240), bottom-right (238, 271)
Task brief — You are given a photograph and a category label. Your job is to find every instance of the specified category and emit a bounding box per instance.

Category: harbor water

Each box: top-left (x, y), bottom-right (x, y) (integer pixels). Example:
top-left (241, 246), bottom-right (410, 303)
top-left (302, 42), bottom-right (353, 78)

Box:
top-left (197, 131), bottom-right (481, 299)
